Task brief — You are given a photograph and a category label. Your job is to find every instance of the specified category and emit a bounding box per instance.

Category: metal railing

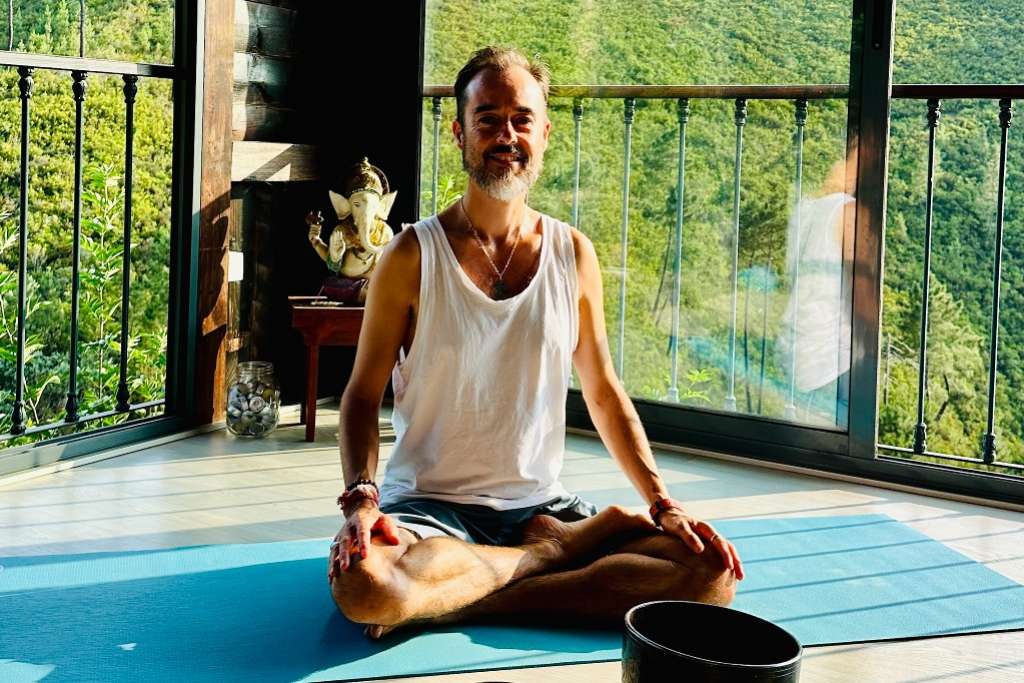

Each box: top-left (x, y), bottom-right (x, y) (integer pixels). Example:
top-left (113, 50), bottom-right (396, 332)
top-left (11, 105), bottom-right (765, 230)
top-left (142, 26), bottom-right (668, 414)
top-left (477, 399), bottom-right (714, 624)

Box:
top-left (2, 52), bottom-right (178, 446)
top-left (879, 84), bottom-right (1022, 474)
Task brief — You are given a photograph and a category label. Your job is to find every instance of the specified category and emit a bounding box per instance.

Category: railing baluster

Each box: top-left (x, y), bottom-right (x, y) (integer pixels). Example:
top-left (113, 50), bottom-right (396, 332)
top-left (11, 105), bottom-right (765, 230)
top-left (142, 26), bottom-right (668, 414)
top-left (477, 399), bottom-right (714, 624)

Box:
top-left (983, 98), bottom-right (1013, 464)
top-left (11, 67), bottom-right (34, 435)
top-left (116, 75), bottom-right (139, 413)
top-left (77, 0), bottom-right (85, 57)
top-left (431, 96), bottom-right (442, 215)
top-left (65, 70), bottom-right (87, 423)
top-left (785, 98), bottom-right (807, 420)
top-left (883, 332), bottom-right (892, 405)
top-left (914, 98), bottom-right (941, 454)
top-left (616, 97), bottom-right (635, 380)
top-left (571, 97), bottom-right (583, 229)
top-left (725, 97), bottom-right (747, 411)
top-left (742, 263), bottom-right (751, 411)
top-left (568, 97), bottom-right (585, 390)
top-left (667, 98), bottom-right (690, 402)
top-left (759, 257), bottom-right (770, 414)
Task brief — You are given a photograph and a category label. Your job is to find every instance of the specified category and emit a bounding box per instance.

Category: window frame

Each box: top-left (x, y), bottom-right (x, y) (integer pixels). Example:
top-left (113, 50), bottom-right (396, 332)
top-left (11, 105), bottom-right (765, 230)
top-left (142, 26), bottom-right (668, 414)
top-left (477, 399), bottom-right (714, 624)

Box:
top-left (0, 1), bottom-right (205, 477)
top-left (562, 0), bottom-right (1024, 507)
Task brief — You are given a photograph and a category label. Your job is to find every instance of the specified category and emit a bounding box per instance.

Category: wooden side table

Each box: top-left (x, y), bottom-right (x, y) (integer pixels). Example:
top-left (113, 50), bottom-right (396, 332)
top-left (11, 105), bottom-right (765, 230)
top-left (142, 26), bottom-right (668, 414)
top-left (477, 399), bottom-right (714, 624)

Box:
top-left (289, 296), bottom-right (364, 442)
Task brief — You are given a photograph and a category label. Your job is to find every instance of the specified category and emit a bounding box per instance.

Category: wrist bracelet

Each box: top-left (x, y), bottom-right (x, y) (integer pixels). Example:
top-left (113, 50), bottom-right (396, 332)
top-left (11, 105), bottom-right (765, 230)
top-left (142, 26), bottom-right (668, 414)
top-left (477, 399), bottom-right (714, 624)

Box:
top-left (649, 496), bottom-right (685, 527)
top-left (345, 478), bottom-right (379, 494)
top-left (337, 483), bottom-right (380, 511)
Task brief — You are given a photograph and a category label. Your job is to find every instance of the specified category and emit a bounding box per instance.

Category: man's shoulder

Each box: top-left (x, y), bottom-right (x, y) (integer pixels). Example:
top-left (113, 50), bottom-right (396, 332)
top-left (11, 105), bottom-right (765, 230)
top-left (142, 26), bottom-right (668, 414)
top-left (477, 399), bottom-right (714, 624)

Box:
top-left (372, 223), bottom-right (423, 300)
top-left (537, 211), bottom-right (592, 259)
top-left (385, 222), bottom-right (424, 264)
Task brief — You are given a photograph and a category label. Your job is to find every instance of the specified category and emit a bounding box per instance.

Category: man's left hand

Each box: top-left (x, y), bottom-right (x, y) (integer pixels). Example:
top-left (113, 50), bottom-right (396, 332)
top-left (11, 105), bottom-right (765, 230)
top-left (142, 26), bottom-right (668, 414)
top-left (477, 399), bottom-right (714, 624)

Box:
top-left (659, 509), bottom-right (744, 580)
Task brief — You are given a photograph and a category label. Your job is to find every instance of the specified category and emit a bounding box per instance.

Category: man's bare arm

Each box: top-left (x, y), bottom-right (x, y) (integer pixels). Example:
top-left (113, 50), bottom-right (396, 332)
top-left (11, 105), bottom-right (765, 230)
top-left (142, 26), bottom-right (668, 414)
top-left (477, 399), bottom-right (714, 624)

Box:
top-left (339, 228), bottom-right (419, 488)
top-left (569, 228), bottom-right (670, 505)
top-left (328, 228), bottom-right (420, 576)
top-left (570, 227), bottom-right (743, 577)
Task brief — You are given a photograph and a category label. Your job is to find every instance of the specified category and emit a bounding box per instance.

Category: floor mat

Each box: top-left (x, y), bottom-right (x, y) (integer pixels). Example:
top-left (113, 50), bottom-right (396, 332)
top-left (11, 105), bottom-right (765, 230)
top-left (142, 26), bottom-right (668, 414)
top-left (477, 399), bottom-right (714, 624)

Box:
top-left (1, 514), bottom-right (1021, 682)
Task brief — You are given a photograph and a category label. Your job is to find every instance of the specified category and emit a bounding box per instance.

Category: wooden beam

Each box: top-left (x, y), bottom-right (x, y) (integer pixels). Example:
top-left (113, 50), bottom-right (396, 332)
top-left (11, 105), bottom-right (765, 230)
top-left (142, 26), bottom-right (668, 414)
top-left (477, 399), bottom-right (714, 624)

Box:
top-left (233, 52), bottom-right (293, 102)
top-left (231, 101), bottom-right (297, 141)
top-left (232, 50), bottom-right (297, 139)
top-left (235, 0), bottom-right (297, 58)
top-left (231, 141), bottom-right (317, 182)
top-left (196, 0), bottom-right (236, 424)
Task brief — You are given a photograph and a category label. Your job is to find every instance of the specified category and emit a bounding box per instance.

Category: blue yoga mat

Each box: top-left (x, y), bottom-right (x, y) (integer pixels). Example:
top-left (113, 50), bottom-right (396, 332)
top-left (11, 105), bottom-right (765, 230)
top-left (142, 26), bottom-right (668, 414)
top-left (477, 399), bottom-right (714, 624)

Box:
top-left (2, 514), bottom-right (1022, 682)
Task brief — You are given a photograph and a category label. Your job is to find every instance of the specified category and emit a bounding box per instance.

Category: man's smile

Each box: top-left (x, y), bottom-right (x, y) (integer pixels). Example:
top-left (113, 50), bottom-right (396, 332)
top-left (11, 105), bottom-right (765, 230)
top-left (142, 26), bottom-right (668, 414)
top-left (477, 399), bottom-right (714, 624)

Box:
top-left (486, 147), bottom-right (527, 165)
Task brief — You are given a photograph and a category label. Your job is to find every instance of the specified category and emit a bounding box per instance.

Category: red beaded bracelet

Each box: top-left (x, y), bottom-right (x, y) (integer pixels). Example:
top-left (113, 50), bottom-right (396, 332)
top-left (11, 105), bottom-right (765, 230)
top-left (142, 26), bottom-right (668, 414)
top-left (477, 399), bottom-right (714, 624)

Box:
top-left (337, 483), bottom-right (380, 511)
top-left (649, 496), bottom-right (685, 526)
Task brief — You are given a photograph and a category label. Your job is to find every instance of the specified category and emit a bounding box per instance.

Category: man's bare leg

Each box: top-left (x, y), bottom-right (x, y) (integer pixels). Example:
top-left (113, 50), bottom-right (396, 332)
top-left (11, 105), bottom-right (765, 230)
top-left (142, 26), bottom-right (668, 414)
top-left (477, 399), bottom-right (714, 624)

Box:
top-left (358, 518), bottom-right (736, 638)
top-left (331, 505), bottom-right (654, 632)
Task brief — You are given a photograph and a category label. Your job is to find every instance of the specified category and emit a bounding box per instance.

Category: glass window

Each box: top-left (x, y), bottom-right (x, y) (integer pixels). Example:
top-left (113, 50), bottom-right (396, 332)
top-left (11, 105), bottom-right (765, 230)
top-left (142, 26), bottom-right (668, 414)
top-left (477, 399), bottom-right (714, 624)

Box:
top-left (421, 0), bottom-right (856, 430)
top-left (424, 0), bottom-right (852, 86)
top-left (880, 0), bottom-right (1024, 472)
top-left (894, 0), bottom-right (1024, 84)
top-left (0, 1), bottom-right (174, 64)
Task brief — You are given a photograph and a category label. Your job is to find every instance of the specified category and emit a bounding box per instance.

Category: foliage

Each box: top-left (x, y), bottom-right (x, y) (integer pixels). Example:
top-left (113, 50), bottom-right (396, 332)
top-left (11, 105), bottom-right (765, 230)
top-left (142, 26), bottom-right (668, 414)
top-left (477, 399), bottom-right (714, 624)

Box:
top-left (0, 1), bottom-right (173, 444)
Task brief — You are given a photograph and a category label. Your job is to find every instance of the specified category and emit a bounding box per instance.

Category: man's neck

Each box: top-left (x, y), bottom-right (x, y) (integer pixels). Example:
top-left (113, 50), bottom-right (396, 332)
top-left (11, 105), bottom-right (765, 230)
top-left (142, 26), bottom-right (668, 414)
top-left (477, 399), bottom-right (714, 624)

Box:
top-left (461, 184), bottom-right (530, 240)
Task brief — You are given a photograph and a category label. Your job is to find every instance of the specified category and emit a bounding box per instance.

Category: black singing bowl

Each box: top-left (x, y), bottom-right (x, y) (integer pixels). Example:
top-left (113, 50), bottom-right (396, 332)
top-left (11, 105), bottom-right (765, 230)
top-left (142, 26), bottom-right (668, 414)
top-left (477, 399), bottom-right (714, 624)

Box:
top-left (622, 601), bottom-right (803, 682)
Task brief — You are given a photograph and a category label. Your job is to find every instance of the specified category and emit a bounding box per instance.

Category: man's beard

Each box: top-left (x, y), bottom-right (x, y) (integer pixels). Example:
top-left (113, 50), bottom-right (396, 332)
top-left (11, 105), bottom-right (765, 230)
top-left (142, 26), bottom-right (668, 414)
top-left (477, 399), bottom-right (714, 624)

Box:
top-left (463, 143), bottom-right (543, 202)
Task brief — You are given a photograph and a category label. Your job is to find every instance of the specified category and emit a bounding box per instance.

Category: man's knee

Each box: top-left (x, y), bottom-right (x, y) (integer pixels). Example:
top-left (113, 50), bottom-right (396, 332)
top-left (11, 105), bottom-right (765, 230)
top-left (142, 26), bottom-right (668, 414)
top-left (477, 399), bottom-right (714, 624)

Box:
top-left (691, 558), bottom-right (737, 606)
top-left (330, 531), bottom-right (416, 625)
top-left (662, 551), bottom-right (736, 606)
top-left (621, 533), bottom-right (737, 606)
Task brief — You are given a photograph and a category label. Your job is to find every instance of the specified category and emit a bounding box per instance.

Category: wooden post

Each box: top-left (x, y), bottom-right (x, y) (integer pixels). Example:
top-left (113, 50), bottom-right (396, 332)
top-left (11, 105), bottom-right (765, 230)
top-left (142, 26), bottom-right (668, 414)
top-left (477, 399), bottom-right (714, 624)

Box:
top-left (196, 0), bottom-right (235, 423)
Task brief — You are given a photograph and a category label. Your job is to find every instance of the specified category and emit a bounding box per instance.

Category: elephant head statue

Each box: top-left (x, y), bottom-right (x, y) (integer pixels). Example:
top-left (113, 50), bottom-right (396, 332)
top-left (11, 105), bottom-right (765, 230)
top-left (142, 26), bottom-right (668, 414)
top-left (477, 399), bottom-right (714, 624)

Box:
top-left (305, 158), bottom-right (397, 302)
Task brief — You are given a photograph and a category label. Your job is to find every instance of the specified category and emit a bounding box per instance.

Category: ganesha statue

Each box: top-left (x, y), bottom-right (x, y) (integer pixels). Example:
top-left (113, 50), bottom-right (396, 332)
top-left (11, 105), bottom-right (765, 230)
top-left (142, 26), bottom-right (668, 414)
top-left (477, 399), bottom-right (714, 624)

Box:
top-left (306, 157), bottom-right (396, 304)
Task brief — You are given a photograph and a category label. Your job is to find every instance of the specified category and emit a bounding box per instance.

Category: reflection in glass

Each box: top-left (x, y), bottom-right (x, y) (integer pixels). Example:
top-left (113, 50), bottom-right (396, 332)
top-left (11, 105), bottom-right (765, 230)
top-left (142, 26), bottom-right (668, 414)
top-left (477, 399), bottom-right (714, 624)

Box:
top-left (778, 161), bottom-right (853, 428)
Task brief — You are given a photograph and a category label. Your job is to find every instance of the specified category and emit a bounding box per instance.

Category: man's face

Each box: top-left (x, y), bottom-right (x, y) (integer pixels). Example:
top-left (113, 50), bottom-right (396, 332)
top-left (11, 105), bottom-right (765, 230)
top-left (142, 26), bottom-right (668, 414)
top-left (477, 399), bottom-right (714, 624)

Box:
top-left (454, 65), bottom-right (551, 202)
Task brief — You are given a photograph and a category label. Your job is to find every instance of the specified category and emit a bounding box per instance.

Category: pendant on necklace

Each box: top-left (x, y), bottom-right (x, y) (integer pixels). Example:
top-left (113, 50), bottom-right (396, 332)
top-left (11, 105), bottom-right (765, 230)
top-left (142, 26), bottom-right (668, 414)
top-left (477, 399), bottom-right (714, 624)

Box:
top-left (492, 279), bottom-right (507, 299)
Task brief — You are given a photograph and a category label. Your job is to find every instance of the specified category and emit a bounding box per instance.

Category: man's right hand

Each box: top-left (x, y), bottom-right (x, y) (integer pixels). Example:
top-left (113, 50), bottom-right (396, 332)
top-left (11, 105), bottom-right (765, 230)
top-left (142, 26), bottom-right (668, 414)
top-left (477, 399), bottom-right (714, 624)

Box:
top-left (328, 500), bottom-right (402, 581)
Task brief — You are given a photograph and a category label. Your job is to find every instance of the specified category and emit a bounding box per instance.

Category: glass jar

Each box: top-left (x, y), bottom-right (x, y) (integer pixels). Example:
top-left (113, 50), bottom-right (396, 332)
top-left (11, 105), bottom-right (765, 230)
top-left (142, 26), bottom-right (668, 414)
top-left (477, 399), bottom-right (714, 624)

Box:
top-left (226, 361), bottom-right (280, 437)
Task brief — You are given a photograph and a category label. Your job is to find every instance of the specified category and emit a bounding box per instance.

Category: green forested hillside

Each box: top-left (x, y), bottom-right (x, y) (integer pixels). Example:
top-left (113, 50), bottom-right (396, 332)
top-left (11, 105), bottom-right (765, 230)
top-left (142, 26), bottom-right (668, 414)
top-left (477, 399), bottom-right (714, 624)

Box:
top-left (0, 0), bottom-right (173, 441)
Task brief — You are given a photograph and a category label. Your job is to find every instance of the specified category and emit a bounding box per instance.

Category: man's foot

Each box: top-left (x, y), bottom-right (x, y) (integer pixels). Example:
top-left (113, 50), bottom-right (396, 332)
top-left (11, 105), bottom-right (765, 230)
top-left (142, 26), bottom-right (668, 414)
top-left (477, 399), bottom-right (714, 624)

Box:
top-left (521, 505), bottom-right (656, 571)
top-left (364, 624), bottom-right (393, 639)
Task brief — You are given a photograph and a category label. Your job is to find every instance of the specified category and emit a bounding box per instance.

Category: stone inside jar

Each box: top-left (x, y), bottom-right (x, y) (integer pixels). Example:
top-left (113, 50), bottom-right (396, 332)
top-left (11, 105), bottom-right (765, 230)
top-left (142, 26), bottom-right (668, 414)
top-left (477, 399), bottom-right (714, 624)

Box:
top-left (226, 380), bottom-right (279, 436)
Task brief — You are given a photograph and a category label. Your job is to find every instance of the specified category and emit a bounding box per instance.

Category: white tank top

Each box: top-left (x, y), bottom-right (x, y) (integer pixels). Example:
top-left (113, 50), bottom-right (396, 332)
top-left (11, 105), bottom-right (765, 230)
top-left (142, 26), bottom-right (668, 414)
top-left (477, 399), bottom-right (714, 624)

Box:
top-left (380, 213), bottom-right (579, 510)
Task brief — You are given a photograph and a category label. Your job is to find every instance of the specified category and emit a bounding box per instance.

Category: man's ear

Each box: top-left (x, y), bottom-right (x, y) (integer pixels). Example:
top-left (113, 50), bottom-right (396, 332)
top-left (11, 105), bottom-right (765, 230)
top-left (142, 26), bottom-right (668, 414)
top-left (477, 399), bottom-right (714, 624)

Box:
top-left (329, 190), bottom-right (351, 220)
top-left (452, 119), bottom-right (464, 148)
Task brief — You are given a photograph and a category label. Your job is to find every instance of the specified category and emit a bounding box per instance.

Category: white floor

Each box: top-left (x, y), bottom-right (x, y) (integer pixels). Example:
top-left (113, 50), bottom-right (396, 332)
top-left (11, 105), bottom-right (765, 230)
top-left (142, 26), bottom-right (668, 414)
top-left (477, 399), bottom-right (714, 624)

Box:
top-left (1, 405), bottom-right (1022, 682)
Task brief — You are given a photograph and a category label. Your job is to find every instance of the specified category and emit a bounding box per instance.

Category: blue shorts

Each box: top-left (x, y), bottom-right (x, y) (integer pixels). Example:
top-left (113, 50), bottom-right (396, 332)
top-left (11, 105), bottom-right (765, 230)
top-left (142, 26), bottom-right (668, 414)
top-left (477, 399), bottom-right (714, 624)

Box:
top-left (380, 494), bottom-right (598, 546)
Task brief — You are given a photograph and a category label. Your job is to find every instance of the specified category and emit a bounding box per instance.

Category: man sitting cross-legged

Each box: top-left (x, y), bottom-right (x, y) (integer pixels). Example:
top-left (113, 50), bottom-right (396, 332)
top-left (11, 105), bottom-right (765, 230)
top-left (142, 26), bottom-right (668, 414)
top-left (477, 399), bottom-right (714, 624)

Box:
top-left (329, 46), bottom-right (744, 640)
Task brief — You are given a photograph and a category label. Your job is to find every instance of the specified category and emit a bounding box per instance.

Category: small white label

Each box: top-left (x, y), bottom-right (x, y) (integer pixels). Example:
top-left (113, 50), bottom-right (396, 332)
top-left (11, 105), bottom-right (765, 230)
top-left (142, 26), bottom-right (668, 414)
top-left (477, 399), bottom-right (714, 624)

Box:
top-left (228, 251), bottom-right (244, 282)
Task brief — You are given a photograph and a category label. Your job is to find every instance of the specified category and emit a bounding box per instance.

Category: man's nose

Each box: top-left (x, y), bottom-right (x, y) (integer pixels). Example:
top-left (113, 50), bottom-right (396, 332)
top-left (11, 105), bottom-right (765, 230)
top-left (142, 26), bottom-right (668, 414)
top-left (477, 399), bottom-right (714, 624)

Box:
top-left (495, 120), bottom-right (518, 144)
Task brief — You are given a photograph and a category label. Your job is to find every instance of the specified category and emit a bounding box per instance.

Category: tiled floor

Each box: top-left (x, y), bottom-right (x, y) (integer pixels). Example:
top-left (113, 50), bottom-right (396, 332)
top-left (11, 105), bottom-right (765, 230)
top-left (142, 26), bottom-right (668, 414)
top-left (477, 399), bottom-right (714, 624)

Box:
top-left (1, 405), bottom-right (1021, 682)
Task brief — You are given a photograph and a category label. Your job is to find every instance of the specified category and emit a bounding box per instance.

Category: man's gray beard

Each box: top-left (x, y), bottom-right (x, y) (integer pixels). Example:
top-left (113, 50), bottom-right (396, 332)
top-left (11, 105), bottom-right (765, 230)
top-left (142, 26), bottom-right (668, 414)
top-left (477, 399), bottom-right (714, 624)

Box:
top-left (464, 154), bottom-right (543, 202)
